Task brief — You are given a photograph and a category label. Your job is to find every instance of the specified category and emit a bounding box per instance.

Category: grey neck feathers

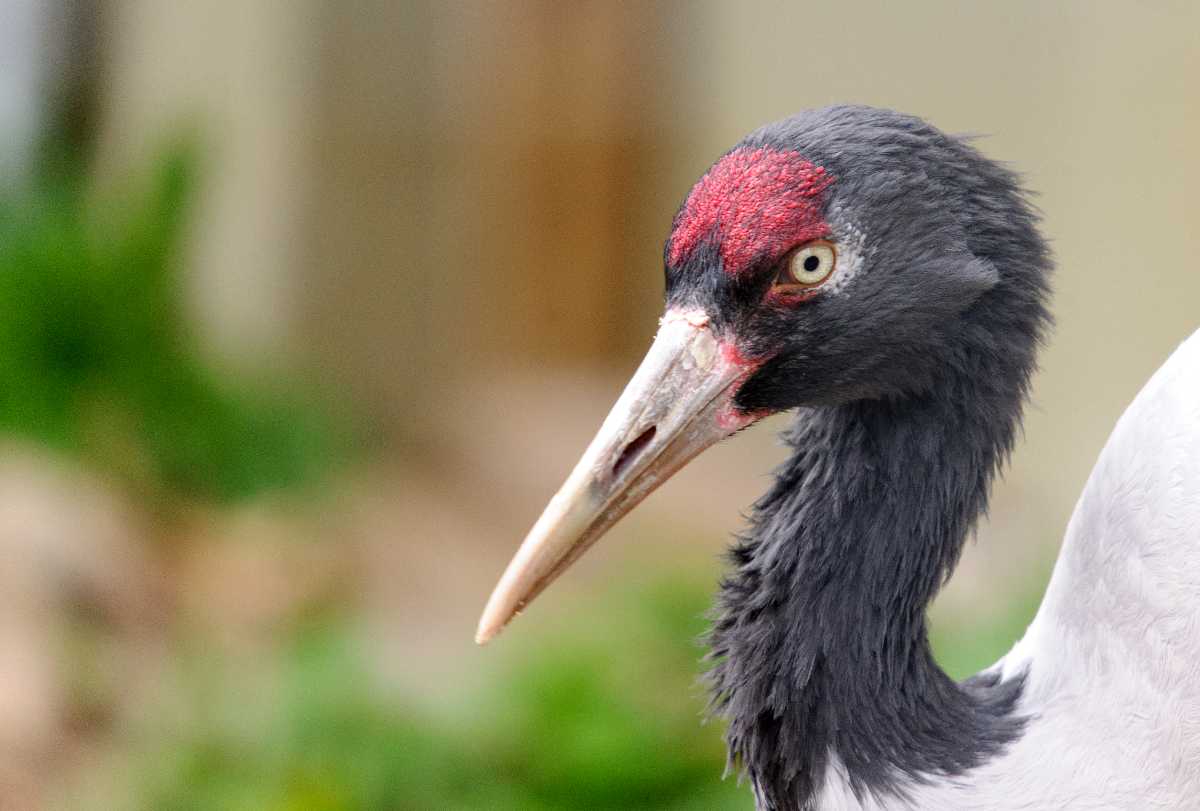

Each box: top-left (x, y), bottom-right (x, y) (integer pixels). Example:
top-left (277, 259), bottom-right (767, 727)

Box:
top-left (706, 341), bottom-right (1034, 810)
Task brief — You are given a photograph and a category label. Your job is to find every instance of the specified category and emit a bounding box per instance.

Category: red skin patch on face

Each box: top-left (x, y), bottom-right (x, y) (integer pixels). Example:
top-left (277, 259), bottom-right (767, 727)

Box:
top-left (719, 340), bottom-right (760, 370)
top-left (669, 147), bottom-right (834, 275)
top-left (765, 286), bottom-right (821, 307)
top-left (715, 339), bottom-right (772, 430)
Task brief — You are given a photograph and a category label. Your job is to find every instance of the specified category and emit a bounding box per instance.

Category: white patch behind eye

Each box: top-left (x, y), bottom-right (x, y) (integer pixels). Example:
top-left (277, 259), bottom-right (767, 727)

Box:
top-left (822, 206), bottom-right (868, 297)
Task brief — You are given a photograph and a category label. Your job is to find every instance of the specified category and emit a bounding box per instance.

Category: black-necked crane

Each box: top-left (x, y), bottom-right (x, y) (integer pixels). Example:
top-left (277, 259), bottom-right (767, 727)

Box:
top-left (476, 105), bottom-right (1200, 810)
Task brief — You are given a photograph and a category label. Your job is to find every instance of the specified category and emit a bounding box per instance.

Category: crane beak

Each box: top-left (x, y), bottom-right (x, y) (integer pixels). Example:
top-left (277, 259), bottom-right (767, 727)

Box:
top-left (475, 309), bottom-right (761, 644)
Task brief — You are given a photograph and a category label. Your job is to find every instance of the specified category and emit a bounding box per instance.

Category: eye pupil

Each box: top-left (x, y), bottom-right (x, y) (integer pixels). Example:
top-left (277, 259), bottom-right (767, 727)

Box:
top-left (775, 240), bottom-right (836, 295)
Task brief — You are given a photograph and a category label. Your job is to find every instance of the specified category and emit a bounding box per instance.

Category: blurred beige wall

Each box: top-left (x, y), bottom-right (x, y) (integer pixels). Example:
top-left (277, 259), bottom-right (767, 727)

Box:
top-left (0, 0), bottom-right (48, 184)
top-left (299, 2), bottom-right (685, 443)
top-left (95, 0), bottom-right (322, 365)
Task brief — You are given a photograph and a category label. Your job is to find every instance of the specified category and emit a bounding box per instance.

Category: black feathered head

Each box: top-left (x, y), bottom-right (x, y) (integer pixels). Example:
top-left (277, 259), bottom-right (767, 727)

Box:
top-left (665, 106), bottom-right (1041, 414)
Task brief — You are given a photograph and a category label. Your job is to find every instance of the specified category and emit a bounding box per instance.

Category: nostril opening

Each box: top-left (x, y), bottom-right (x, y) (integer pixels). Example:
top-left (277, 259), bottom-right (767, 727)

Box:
top-left (613, 425), bottom-right (657, 478)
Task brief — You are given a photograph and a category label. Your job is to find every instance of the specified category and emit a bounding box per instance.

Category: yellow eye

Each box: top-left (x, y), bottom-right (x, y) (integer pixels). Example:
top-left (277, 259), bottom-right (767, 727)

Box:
top-left (777, 240), bottom-right (836, 290)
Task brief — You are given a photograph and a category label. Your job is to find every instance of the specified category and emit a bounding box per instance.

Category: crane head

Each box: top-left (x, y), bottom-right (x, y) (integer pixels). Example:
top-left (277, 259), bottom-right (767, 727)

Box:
top-left (476, 105), bottom-right (1027, 644)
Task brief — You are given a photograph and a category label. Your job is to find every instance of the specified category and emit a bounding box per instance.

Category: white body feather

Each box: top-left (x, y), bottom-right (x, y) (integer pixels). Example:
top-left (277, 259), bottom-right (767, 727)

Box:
top-left (818, 328), bottom-right (1200, 810)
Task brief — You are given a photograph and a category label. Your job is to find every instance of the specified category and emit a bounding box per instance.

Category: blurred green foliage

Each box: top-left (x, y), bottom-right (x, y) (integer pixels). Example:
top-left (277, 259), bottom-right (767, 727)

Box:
top-left (90, 575), bottom-right (1037, 811)
top-left (120, 579), bottom-right (748, 811)
top-left (0, 146), bottom-right (344, 505)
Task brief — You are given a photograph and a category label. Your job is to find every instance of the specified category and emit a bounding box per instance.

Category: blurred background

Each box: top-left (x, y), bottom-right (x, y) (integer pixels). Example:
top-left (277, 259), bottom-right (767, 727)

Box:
top-left (2, 1), bottom-right (1198, 808)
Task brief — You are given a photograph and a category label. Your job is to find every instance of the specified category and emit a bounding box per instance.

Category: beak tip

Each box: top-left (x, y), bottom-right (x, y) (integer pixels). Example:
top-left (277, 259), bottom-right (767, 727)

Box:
top-left (475, 596), bottom-right (515, 645)
top-left (474, 620), bottom-right (499, 645)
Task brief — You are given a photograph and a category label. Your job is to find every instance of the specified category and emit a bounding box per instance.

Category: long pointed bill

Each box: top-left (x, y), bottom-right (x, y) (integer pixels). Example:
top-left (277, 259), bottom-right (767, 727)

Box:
top-left (476, 309), bottom-right (762, 644)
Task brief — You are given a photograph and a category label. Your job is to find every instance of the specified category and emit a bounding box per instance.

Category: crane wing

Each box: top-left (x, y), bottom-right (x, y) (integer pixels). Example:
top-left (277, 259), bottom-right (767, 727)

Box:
top-left (1004, 328), bottom-right (1200, 683)
top-left (976, 327), bottom-right (1200, 806)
